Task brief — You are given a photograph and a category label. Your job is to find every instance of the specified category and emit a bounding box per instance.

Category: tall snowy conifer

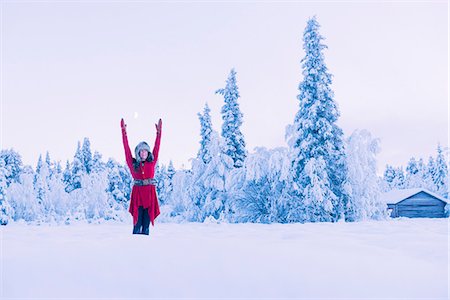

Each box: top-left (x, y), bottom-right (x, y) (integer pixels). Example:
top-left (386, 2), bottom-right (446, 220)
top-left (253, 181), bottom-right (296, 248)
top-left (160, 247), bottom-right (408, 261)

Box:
top-left (288, 17), bottom-right (349, 222)
top-left (106, 159), bottom-right (128, 207)
top-left (82, 138), bottom-right (93, 174)
top-left (433, 144), bottom-right (448, 196)
top-left (216, 69), bottom-right (247, 168)
top-left (192, 130), bottom-right (234, 221)
top-left (382, 165), bottom-right (405, 191)
top-left (405, 157), bottom-right (425, 188)
top-left (0, 149), bottom-right (23, 186)
top-left (34, 154), bottom-right (53, 219)
top-left (63, 160), bottom-right (72, 192)
top-left (197, 103), bottom-right (213, 164)
top-left (92, 151), bottom-right (106, 173)
top-left (45, 151), bottom-right (54, 178)
top-left (70, 141), bottom-right (85, 191)
top-left (0, 158), bottom-right (12, 225)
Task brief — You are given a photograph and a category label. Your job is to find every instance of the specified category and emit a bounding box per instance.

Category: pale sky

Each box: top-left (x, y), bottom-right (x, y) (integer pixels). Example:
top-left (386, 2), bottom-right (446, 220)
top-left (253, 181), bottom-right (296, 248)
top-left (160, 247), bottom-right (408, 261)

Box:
top-left (1, 1), bottom-right (448, 174)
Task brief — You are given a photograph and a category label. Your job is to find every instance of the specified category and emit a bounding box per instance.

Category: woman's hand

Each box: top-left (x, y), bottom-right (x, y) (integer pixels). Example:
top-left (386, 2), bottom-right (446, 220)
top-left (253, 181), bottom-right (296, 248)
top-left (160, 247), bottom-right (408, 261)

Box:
top-left (121, 118), bottom-right (127, 131)
top-left (155, 118), bottom-right (162, 134)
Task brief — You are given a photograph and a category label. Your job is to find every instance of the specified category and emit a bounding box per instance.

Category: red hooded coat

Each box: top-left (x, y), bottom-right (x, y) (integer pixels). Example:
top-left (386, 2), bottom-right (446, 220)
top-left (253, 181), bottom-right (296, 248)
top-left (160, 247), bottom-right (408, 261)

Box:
top-left (122, 127), bottom-right (161, 226)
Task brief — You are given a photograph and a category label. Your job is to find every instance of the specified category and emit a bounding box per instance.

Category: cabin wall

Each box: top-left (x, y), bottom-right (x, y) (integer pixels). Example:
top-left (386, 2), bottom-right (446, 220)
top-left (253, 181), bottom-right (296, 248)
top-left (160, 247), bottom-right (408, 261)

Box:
top-left (396, 192), bottom-right (446, 218)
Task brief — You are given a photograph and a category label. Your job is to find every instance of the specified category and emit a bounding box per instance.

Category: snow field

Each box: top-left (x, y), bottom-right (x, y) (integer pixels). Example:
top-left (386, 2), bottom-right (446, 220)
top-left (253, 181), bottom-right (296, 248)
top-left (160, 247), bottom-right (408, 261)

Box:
top-left (2, 218), bottom-right (448, 299)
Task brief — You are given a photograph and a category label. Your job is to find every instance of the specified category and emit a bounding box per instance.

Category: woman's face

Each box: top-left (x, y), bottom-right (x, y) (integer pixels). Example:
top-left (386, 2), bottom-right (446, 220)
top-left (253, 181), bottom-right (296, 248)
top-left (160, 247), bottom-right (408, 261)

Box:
top-left (139, 149), bottom-right (149, 160)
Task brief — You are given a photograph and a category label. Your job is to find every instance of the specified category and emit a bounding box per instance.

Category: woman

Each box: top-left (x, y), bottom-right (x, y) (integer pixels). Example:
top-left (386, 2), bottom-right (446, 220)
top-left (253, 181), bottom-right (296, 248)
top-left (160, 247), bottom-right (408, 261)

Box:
top-left (121, 118), bottom-right (162, 235)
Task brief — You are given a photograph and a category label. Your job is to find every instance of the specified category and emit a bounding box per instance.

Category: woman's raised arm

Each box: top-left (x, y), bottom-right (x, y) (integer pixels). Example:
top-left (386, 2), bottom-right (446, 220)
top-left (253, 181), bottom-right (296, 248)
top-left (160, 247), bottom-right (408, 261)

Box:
top-left (152, 119), bottom-right (162, 162)
top-left (121, 118), bottom-right (133, 170)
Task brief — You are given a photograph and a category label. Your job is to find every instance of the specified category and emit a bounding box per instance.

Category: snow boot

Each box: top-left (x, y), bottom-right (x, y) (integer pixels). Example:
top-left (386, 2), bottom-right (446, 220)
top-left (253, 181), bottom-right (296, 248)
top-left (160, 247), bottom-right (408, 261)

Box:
top-left (133, 224), bottom-right (142, 234)
top-left (142, 226), bottom-right (149, 235)
top-left (141, 208), bottom-right (150, 235)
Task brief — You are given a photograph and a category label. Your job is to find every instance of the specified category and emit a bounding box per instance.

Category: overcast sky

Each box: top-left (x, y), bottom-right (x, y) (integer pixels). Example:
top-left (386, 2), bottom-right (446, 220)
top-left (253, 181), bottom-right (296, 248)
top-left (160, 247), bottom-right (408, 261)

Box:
top-left (1, 1), bottom-right (448, 174)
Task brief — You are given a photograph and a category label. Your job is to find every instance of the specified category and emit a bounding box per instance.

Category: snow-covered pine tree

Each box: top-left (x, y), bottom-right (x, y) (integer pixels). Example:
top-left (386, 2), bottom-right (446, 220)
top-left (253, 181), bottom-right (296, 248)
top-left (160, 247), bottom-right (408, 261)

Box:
top-left (166, 169), bottom-right (196, 221)
top-left (231, 147), bottom-right (290, 223)
top-left (167, 161), bottom-right (176, 194)
top-left (190, 130), bottom-right (234, 222)
top-left (405, 157), bottom-right (425, 188)
top-left (92, 151), bottom-right (106, 174)
top-left (6, 166), bottom-right (38, 222)
top-left (46, 159), bottom-right (70, 222)
top-left (63, 160), bottom-right (72, 192)
top-left (216, 69), bottom-right (247, 168)
top-left (34, 154), bottom-right (53, 221)
top-left (34, 155), bottom-right (45, 204)
top-left (117, 162), bottom-right (132, 202)
top-left (197, 103), bottom-right (213, 164)
top-left (106, 159), bottom-right (128, 208)
top-left (425, 156), bottom-right (437, 192)
top-left (186, 104), bottom-right (215, 220)
top-left (154, 164), bottom-right (168, 205)
top-left (55, 161), bottom-right (63, 176)
top-left (69, 141), bottom-right (85, 192)
top-left (287, 16), bottom-right (349, 222)
top-left (0, 149), bottom-right (23, 186)
top-left (382, 165), bottom-right (405, 191)
top-left (81, 137), bottom-right (93, 174)
top-left (433, 144), bottom-right (448, 197)
top-left (382, 165), bottom-right (396, 192)
top-left (0, 158), bottom-right (12, 225)
top-left (45, 151), bottom-right (55, 179)
top-left (346, 130), bottom-right (387, 221)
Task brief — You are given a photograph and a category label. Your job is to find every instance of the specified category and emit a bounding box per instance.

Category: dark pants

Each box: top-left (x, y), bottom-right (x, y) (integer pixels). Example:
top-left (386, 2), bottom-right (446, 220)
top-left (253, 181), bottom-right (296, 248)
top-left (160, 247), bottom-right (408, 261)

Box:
top-left (133, 206), bottom-right (150, 235)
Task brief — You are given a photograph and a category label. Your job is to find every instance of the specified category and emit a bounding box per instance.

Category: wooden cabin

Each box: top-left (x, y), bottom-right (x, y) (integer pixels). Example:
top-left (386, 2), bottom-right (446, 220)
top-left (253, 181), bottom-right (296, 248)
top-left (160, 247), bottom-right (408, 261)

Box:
top-left (381, 188), bottom-right (449, 218)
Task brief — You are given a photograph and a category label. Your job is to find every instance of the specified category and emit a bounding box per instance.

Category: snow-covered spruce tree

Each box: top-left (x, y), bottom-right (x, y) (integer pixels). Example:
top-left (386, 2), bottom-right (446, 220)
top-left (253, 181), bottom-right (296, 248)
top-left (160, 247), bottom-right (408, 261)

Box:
top-left (46, 160), bottom-right (70, 223)
top-left (0, 158), bottom-right (12, 225)
top-left (425, 156), bottom-right (437, 192)
top-left (106, 158), bottom-right (129, 208)
top-left (166, 169), bottom-right (196, 222)
top-left (117, 162), bottom-right (132, 202)
top-left (68, 141), bottom-right (85, 192)
top-left (230, 147), bottom-right (291, 223)
top-left (81, 137), bottom-right (93, 174)
top-left (191, 130), bottom-right (234, 222)
top-left (216, 69), bottom-right (247, 168)
top-left (183, 103), bottom-right (218, 222)
top-left (187, 110), bottom-right (212, 220)
top-left (0, 149), bottom-right (23, 186)
top-left (62, 160), bottom-right (72, 192)
top-left (7, 166), bottom-right (38, 222)
top-left (433, 144), bottom-right (448, 197)
top-left (92, 151), bottom-right (106, 174)
top-left (45, 151), bottom-right (55, 179)
top-left (382, 165), bottom-right (405, 191)
top-left (346, 130), bottom-right (387, 221)
top-left (34, 152), bottom-right (69, 222)
top-left (55, 161), bottom-right (63, 176)
top-left (70, 171), bottom-right (110, 222)
top-left (33, 154), bottom-right (53, 221)
top-left (405, 157), bottom-right (427, 189)
top-left (155, 164), bottom-right (169, 205)
top-left (197, 103), bottom-right (213, 164)
top-left (166, 161), bottom-right (176, 194)
top-left (287, 17), bottom-right (349, 222)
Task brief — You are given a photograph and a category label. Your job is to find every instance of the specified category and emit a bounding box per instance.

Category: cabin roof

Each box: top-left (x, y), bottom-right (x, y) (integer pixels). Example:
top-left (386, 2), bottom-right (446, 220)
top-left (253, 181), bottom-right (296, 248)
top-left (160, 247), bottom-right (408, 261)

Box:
top-left (381, 188), bottom-right (449, 205)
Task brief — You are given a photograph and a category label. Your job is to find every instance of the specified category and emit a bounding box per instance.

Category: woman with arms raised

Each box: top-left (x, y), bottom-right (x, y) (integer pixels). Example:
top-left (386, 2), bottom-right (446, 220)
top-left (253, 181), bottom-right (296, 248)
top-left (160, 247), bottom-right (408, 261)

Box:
top-left (121, 118), bottom-right (162, 235)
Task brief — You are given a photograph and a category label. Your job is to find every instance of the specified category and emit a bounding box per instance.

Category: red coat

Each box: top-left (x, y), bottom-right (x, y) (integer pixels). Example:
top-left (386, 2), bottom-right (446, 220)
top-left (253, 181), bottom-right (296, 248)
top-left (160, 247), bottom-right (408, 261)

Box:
top-left (122, 128), bottom-right (161, 226)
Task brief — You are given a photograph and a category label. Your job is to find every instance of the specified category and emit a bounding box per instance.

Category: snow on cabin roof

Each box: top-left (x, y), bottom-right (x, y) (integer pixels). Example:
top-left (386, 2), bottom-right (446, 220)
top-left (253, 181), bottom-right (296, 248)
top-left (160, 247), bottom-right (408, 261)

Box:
top-left (380, 188), bottom-right (449, 205)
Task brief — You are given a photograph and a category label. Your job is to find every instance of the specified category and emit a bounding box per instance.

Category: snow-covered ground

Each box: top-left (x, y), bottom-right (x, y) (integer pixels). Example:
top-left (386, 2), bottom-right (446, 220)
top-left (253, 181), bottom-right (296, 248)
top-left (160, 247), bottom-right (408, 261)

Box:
top-left (1, 218), bottom-right (449, 299)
